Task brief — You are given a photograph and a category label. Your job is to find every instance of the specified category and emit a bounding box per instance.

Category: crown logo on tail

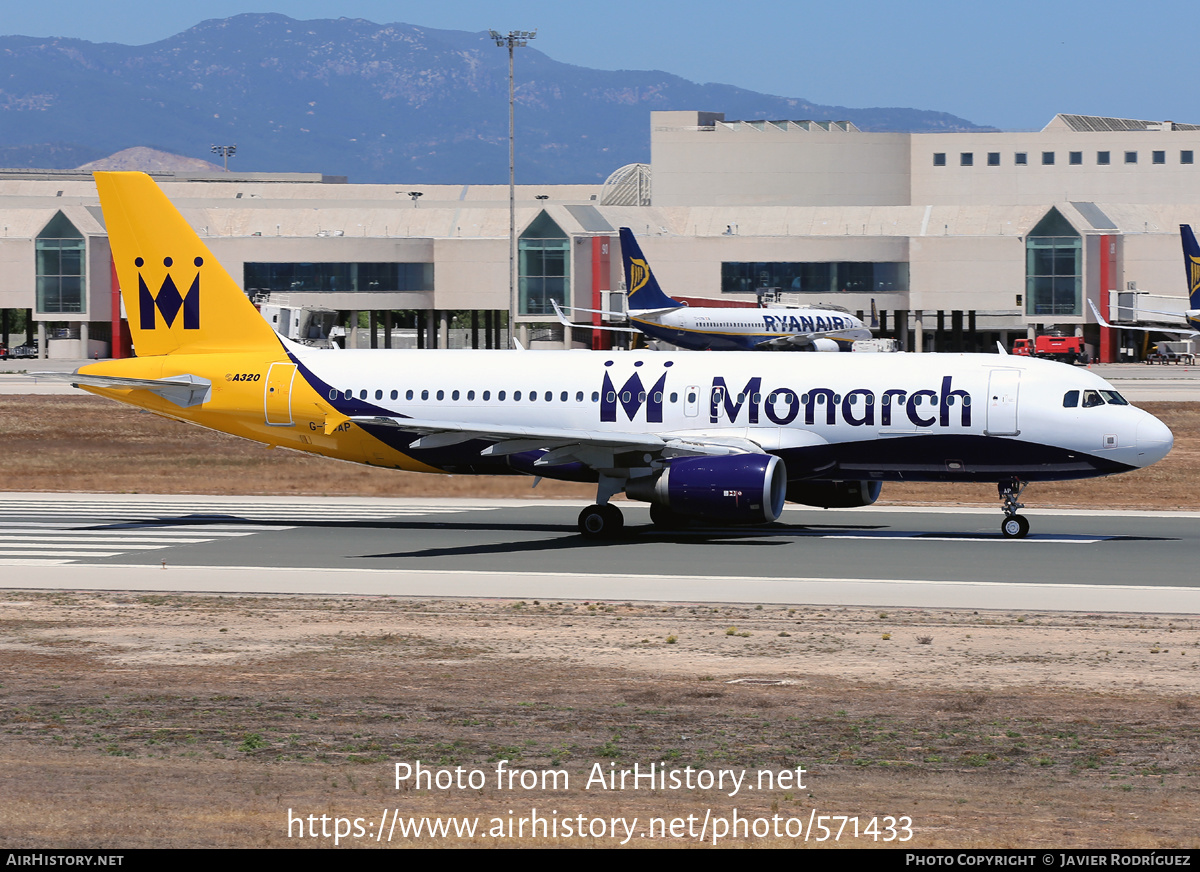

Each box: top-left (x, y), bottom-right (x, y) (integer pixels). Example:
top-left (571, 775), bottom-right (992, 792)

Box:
top-left (138, 256), bottom-right (202, 330)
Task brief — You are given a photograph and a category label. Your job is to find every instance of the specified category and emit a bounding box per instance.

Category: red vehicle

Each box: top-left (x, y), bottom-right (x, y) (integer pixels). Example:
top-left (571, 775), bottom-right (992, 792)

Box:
top-left (1012, 333), bottom-right (1089, 365)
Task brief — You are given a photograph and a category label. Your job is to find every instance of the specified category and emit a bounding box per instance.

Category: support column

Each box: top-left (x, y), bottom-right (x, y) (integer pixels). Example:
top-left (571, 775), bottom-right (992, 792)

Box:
top-left (951, 310), bottom-right (963, 353)
top-left (80, 322), bottom-right (90, 359)
top-left (968, 310), bottom-right (977, 353)
top-left (519, 322), bottom-right (529, 349)
top-left (370, 310), bottom-right (378, 349)
top-left (913, 310), bottom-right (924, 353)
top-left (425, 310), bottom-right (436, 349)
top-left (37, 321), bottom-right (47, 359)
top-left (347, 310), bottom-right (359, 349)
top-left (896, 310), bottom-right (908, 351)
top-left (383, 311), bottom-right (393, 349)
top-left (439, 311), bottom-right (449, 349)
top-left (471, 311), bottom-right (479, 349)
top-left (484, 311), bottom-right (493, 349)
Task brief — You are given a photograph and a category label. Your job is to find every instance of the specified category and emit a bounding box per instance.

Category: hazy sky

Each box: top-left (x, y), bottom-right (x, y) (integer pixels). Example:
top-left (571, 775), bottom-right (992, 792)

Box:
top-left (4, 0), bottom-right (1194, 131)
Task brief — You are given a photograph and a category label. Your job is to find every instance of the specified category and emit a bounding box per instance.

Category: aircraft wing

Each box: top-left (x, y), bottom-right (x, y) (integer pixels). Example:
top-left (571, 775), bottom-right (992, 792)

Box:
top-left (751, 328), bottom-right (861, 349)
top-left (349, 415), bottom-right (769, 469)
top-left (1088, 300), bottom-right (1198, 336)
top-left (31, 371), bottom-right (213, 408)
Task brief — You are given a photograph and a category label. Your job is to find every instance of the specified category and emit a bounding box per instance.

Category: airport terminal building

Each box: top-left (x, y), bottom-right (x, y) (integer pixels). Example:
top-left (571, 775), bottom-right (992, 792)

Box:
top-left (2, 111), bottom-right (1198, 360)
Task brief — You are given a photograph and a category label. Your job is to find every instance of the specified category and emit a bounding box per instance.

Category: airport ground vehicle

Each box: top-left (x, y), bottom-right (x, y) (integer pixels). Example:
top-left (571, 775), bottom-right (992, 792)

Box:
top-left (38, 173), bottom-right (1173, 540)
top-left (1011, 334), bottom-right (1089, 365)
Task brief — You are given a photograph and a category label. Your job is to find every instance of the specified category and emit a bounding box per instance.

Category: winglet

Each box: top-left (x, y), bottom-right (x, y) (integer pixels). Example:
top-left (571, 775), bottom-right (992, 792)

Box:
top-left (1181, 225), bottom-right (1200, 330)
top-left (995, 340), bottom-right (1008, 355)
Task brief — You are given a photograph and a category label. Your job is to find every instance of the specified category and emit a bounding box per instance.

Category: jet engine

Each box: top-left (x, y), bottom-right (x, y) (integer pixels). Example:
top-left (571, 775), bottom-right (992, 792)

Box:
top-left (810, 338), bottom-right (841, 352)
top-left (786, 480), bottom-right (882, 508)
top-left (625, 454), bottom-right (787, 524)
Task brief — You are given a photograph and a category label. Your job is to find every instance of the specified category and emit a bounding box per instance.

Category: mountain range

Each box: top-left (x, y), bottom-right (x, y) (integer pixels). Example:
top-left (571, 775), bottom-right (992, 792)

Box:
top-left (0, 14), bottom-right (991, 184)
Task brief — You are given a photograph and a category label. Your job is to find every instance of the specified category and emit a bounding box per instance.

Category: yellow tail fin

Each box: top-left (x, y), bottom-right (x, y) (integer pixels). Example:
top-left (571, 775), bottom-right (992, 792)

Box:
top-left (95, 171), bottom-right (281, 356)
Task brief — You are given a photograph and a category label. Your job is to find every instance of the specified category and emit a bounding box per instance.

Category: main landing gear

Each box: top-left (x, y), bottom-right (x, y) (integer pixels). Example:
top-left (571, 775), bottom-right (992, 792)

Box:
top-left (578, 503), bottom-right (624, 539)
top-left (578, 474), bottom-right (626, 539)
top-left (998, 478), bottom-right (1030, 539)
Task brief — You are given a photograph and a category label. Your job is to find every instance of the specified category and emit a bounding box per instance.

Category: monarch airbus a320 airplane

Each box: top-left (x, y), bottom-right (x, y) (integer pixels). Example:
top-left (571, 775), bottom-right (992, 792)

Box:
top-left (46, 173), bottom-right (1174, 539)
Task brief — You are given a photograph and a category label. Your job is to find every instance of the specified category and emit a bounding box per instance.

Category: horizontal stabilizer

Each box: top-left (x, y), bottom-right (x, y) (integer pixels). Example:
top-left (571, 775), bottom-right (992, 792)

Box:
top-left (34, 371), bottom-right (212, 408)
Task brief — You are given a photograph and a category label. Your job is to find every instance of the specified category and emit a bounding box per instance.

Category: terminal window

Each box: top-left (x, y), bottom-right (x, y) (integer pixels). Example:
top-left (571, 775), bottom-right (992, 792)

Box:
top-left (1042, 152), bottom-right (1055, 165)
top-left (987, 152), bottom-right (1000, 166)
top-left (960, 152), bottom-right (973, 166)
top-left (721, 261), bottom-right (909, 294)
top-left (1097, 151), bottom-right (1110, 165)
top-left (1125, 151), bottom-right (1138, 164)
top-left (1153, 150), bottom-right (1165, 164)
top-left (933, 153), bottom-right (946, 166)
top-left (35, 211), bottom-right (86, 315)
top-left (1183, 151), bottom-right (1195, 164)
top-left (1069, 152), bottom-right (1082, 165)
top-left (243, 262), bottom-right (434, 295)
top-left (1015, 152), bottom-right (1028, 165)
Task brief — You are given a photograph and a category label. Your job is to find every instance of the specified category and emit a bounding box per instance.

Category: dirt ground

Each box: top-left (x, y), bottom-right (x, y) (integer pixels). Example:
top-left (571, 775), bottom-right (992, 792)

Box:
top-left (0, 395), bottom-right (1198, 848)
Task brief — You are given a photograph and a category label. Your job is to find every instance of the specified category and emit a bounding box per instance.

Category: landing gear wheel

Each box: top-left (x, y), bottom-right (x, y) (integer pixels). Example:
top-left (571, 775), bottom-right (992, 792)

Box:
top-left (1001, 515), bottom-right (1030, 539)
top-left (579, 504), bottom-right (624, 539)
top-left (650, 503), bottom-right (688, 530)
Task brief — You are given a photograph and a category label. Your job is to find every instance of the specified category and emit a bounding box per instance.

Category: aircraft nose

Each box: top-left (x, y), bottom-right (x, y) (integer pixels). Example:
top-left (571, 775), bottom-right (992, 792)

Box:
top-left (1134, 413), bottom-right (1174, 467)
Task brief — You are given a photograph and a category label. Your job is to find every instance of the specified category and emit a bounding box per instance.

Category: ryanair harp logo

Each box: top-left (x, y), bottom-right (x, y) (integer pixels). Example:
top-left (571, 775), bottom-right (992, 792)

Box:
top-left (628, 257), bottom-right (650, 295)
top-left (138, 255), bottom-right (202, 330)
top-left (1190, 255), bottom-right (1200, 296)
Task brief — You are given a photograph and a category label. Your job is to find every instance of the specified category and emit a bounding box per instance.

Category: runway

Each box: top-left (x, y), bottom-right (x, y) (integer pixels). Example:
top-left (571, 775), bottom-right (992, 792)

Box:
top-left (2, 493), bottom-right (1197, 615)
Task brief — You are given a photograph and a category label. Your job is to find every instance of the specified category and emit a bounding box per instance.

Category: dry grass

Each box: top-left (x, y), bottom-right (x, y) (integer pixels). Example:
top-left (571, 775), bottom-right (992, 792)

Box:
top-left (1, 396), bottom-right (1196, 508)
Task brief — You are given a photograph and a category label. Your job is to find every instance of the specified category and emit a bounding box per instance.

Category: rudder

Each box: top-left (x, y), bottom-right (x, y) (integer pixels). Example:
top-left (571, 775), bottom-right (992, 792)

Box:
top-left (619, 227), bottom-right (679, 311)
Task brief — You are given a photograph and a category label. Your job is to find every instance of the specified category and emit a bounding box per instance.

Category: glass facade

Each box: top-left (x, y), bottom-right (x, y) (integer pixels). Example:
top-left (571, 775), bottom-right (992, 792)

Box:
top-left (721, 261), bottom-right (908, 294)
top-left (1025, 208), bottom-right (1081, 317)
top-left (36, 212), bottom-right (85, 314)
top-left (243, 262), bottom-right (433, 296)
top-left (518, 211), bottom-right (570, 316)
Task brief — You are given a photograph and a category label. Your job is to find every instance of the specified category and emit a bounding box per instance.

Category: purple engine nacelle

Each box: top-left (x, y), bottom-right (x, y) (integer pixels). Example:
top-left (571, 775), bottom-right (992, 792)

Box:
top-left (626, 454), bottom-right (788, 524)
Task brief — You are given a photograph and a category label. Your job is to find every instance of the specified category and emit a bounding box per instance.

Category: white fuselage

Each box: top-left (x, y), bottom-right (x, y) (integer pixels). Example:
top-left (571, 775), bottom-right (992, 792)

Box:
top-left (290, 344), bottom-right (1171, 482)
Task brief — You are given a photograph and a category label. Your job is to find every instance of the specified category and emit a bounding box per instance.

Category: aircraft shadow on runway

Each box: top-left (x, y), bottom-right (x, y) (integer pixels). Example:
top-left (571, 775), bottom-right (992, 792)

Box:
top-left (81, 514), bottom-right (1172, 563)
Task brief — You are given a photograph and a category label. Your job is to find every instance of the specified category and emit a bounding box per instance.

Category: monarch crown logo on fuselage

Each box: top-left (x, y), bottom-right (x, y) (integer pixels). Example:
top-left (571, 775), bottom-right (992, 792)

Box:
top-left (138, 255), bottom-right (202, 330)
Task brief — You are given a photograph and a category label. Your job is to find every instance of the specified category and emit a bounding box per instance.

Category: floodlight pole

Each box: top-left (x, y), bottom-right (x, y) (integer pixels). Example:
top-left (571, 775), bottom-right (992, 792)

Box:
top-left (210, 144), bottom-right (237, 172)
top-left (490, 29), bottom-right (535, 349)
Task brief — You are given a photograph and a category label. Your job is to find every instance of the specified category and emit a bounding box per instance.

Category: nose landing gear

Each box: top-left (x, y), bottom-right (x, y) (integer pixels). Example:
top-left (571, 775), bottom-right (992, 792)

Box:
top-left (998, 478), bottom-right (1029, 538)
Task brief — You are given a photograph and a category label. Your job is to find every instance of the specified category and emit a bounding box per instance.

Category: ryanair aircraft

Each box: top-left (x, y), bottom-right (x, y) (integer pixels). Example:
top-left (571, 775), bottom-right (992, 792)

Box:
top-left (556, 228), bottom-right (873, 351)
top-left (46, 173), bottom-right (1173, 539)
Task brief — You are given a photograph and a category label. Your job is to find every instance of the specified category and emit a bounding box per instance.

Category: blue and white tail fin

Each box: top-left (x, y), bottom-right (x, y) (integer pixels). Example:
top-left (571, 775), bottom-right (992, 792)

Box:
top-left (619, 228), bottom-right (681, 312)
top-left (1181, 225), bottom-right (1200, 330)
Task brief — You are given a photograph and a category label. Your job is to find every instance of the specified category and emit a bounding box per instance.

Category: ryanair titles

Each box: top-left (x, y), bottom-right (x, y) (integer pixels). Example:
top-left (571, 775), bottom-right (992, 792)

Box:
top-left (602, 366), bottom-right (972, 429)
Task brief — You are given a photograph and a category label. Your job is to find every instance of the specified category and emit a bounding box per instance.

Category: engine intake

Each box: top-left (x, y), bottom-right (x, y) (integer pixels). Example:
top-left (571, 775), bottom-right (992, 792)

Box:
top-left (786, 480), bottom-right (882, 508)
top-left (626, 454), bottom-right (787, 524)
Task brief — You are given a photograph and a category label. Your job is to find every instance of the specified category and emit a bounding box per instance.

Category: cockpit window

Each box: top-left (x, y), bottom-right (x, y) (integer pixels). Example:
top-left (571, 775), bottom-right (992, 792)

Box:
top-left (1100, 390), bottom-right (1128, 406)
top-left (1082, 390), bottom-right (1104, 408)
top-left (1063, 390), bottom-right (1079, 408)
